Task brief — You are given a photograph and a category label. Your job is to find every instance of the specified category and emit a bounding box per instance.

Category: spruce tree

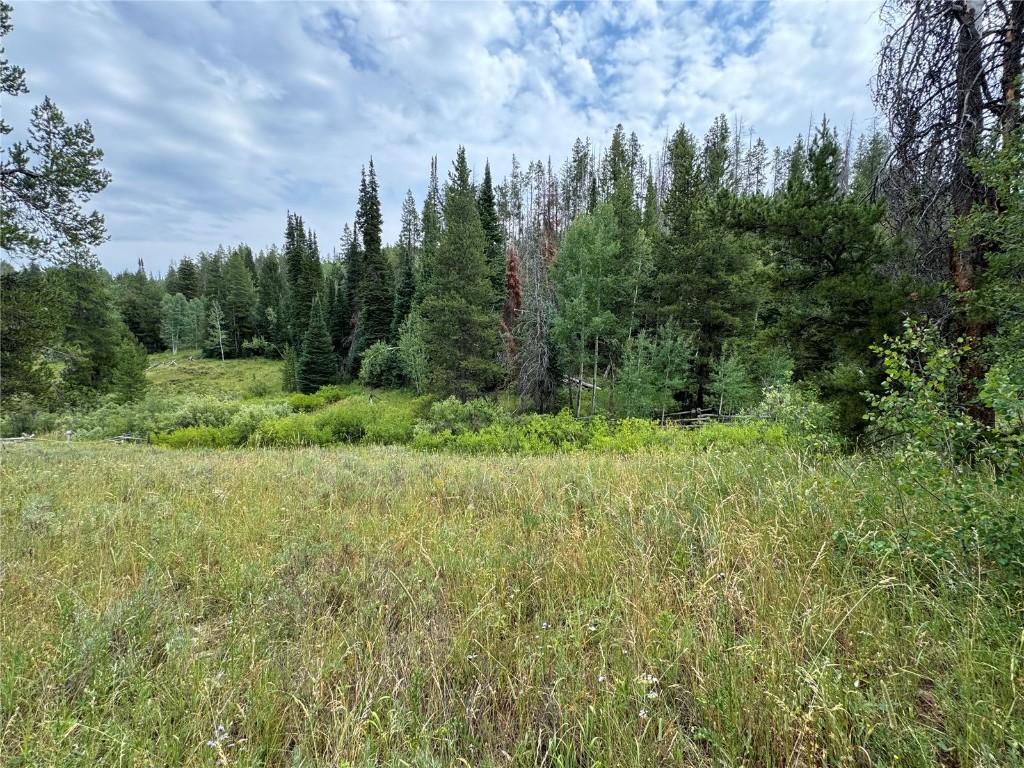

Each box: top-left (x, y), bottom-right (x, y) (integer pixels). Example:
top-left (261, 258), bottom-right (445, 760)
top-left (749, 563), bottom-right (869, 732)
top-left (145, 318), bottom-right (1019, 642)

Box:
top-left (296, 296), bottom-right (336, 394)
top-left (418, 147), bottom-right (501, 399)
top-left (477, 161), bottom-right (505, 304)
top-left (392, 189), bottom-right (419, 336)
top-left (176, 256), bottom-right (200, 300)
top-left (354, 159), bottom-right (393, 357)
top-left (222, 246), bottom-right (256, 356)
top-left (254, 246), bottom-right (286, 349)
top-left (417, 157), bottom-right (442, 306)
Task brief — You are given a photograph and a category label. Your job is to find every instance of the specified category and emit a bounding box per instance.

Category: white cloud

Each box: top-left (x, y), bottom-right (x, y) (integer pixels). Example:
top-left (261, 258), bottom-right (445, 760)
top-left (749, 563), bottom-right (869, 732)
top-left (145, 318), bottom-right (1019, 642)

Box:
top-left (3, 0), bottom-right (884, 274)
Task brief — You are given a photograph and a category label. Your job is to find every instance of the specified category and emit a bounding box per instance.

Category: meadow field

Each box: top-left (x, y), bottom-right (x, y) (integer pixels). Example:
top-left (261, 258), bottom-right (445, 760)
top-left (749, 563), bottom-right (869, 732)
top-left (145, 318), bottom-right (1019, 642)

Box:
top-left (2, 440), bottom-right (1021, 767)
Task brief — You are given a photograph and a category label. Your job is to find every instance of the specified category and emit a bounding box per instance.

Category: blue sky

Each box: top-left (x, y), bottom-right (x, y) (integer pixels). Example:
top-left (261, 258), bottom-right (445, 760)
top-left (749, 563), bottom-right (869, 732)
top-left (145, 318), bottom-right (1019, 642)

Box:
top-left (4, 1), bottom-right (884, 275)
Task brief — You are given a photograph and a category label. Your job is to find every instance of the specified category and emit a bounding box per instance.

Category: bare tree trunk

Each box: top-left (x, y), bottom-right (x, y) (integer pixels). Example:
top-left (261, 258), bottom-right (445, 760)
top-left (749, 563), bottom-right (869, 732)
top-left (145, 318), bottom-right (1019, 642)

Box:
top-left (951, 3), bottom-right (995, 427)
top-left (1001, 0), bottom-right (1024, 140)
top-left (590, 335), bottom-right (599, 417)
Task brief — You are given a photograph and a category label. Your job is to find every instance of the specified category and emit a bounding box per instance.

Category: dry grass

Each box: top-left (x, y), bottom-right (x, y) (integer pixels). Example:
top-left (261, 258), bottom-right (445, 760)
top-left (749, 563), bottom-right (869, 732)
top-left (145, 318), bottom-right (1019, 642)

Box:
top-left (1, 442), bottom-right (1020, 767)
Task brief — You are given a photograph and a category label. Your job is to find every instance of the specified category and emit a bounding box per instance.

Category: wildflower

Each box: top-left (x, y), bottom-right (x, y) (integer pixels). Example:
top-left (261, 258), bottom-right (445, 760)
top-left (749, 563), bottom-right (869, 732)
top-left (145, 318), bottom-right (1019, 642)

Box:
top-left (597, 674), bottom-right (606, 683)
top-left (639, 709), bottom-right (648, 718)
top-left (587, 625), bottom-right (597, 632)
top-left (644, 674), bottom-right (658, 685)
top-left (715, 572), bottom-right (726, 581)
top-left (646, 690), bottom-right (659, 700)
top-left (467, 654), bottom-right (478, 660)
top-left (541, 622), bottom-right (551, 630)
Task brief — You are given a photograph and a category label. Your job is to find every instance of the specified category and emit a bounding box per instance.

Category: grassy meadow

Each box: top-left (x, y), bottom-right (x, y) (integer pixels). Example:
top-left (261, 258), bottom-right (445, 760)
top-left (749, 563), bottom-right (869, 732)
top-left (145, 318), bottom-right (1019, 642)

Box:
top-left (2, 439), bottom-right (1021, 767)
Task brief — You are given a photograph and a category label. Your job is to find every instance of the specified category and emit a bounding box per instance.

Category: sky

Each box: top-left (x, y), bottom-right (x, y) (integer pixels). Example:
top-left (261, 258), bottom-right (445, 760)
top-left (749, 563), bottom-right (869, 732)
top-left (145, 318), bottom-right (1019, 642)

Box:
top-left (4, 1), bottom-right (885, 275)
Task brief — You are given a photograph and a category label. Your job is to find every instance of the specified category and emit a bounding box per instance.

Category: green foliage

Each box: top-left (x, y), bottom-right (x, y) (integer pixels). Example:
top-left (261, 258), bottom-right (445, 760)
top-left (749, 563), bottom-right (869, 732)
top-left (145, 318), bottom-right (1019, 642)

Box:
top-left (110, 331), bottom-right (149, 403)
top-left (296, 297), bottom-right (336, 395)
top-left (222, 246), bottom-right (256, 356)
top-left (159, 292), bottom-right (189, 354)
top-left (956, 125), bottom-right (1024, 439)
top-left (0, 263), bottom-right (65, 404)
top-left (866, 319), bottom-right (1022, 574)
top-left (552, 202), bottom-right (629, 415)
top-left (280, 344), bottom-right (298, 394)
top-left (398, 313), bottom-right (429, 395)
top-left (203, 300), bottom-right (228, 360)
top-left (286, 384), bottom-right (355, 412)
top-left (617, 323), bottom-right (693, 419)
top-left (250, 395), bottom-right (418, 447)
top-left (358, 341), bottom-right (404, 389)
top-left (0, 3), bottom-right (110, 264)
top-left (114, 263), bottom-right (163, 352)
top-left (708, 349), bottom-right (757, 415)
top-left (355, 160), bottom-right (394, 356)
top-left (418, 147), bottom-right (502, 399)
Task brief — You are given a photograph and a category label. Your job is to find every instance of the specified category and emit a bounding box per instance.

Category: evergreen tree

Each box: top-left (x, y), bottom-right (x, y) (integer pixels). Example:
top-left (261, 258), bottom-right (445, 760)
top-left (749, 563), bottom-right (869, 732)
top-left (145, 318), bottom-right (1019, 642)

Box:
top-left (0, 263), bottom-right (66, 405)
top-left (418, 147), bottom-right (501, 399)
top-left (109, 330), bottom-right (148, 403)
top-left (222, 246), bottom-right (256, 356)
top-left (176, 256), bottom-right (201, 300)
top-left (340, 227), bottom-right (363, 375)
top-left (58, 264), bottom-right (140, 404)
top-left (477, 160), bottom-right (505, 303)
top-left (164, 262), bottom-right (178, 296)
top-left (296, 297), bottom-right (336, 394)
top-left (282, 213), bottom-right (322, 345)
top-left (183, 297), bottom-right (206, 351)
top-left (115, 260), bottom-right (163, 352)
top-left (326, 265), bottom-right (348, 362)
top-left (392, 190), bottom-right (420, 336)
top-left (354, 159), bottom-right (393, 359)
top-left (254, 246), bottom-right (286, 349)
top-left (0, 3), bottom-right (110, 265)
top-left (752, 118), bottom-right (907, 433)
top-left (417, 156), bottom-right (443, 305)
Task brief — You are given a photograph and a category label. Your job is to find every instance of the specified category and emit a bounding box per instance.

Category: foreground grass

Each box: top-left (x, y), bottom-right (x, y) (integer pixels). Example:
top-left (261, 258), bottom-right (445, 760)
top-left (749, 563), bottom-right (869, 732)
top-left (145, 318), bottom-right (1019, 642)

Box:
top-left (1, 443), bottom-right (1021, 767)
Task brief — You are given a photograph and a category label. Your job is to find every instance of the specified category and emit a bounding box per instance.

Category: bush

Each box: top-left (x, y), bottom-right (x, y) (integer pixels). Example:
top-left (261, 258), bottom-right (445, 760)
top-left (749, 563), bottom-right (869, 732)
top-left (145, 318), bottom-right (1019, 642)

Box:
top-left (359, 342), bottom-right (404, 389)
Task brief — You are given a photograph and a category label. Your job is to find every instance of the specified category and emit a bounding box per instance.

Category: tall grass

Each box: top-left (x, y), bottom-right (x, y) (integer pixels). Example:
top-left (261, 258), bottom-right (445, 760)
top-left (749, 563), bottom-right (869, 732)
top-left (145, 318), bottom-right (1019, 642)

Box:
top-left (1, 443), bottom-right (1020, 766)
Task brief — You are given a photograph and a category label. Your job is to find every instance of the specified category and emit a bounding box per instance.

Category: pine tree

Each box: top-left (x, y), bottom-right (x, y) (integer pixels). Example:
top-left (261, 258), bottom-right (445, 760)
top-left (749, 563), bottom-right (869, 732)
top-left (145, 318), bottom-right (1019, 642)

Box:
top-left (355, 159), bottom-right (393, 358)
top-left (417, 156), bottom-right (442, 306)
top-left (282, 213), bottom-right (323, 346)
top-left (0, 263), bottom-right (66, 404)
top-left (115, 260), bottom-right (163, 352)
top-left (392, 190), bottom-right (419, 337)
top-left (222, 246), bottom-right (256, 356)
top-left (755, 118), bottom-right (907, 434)
top-left (176, 256), bottom-right (201, 299)
top-left (296, 297), bottom-right (336, 394)
top-left (418, 147), bottom-right (501, 398)
top-left (254, 246), bottom-right (286, 349)
top-left (477, 161), bottom-right (505, 304)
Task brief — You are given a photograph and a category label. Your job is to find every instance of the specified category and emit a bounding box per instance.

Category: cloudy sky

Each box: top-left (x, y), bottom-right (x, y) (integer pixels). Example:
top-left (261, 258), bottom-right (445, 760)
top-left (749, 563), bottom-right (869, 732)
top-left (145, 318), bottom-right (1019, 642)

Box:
top-left (5, 1), bottom-right (884, 275)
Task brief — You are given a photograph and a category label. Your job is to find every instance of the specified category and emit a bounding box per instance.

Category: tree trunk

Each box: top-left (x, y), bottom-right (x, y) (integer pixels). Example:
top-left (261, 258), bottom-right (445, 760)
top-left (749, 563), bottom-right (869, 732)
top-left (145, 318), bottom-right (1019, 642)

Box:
top-left (1001, 0), bottom-right (1024, 141)
top-left (950, 4), bottom-right (995, 427)
top-left (590, 334), bottom-right (599, 417)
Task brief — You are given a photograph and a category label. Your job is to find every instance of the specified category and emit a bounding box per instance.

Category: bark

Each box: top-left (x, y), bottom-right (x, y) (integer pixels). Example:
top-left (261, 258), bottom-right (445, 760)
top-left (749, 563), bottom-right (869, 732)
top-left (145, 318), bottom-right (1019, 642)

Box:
top-left (951, 2), bottom-right (996, 426)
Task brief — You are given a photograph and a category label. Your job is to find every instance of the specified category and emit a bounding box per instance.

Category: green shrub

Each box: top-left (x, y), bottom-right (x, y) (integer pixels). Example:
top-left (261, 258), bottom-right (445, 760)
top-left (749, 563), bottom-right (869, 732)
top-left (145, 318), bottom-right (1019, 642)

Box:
top-left (358, 342), bottom-right (404, 389)
top-left (152, 425), bottom-right (240, 449)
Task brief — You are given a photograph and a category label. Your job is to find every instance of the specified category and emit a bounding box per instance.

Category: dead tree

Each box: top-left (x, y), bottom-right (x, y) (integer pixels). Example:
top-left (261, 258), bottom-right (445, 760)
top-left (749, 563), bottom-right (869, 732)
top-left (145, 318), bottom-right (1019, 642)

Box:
top-left (875, 0), bottom-right (1023, 427)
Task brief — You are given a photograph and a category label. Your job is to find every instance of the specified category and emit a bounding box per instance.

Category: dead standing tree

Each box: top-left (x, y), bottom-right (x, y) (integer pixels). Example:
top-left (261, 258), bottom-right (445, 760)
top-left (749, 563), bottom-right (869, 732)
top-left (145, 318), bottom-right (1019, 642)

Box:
top-left (875, 0), bottom-right (1023, 427)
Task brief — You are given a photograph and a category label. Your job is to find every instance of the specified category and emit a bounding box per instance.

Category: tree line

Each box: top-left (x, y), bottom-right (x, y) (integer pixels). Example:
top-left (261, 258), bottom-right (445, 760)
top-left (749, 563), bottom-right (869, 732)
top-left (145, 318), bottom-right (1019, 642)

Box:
top-left (2, 0), bottom-right (1020, 444)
